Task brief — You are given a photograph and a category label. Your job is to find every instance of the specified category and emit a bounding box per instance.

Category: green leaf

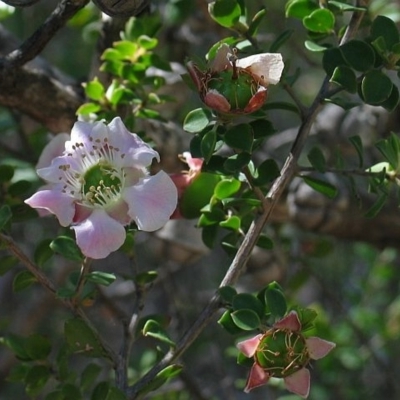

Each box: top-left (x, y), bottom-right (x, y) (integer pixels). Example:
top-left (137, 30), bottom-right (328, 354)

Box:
top-left (64, 318), bottom-right (106, 358)
top-left (0, 255), bottom-right (18, 275)
top-left (269, 29), bottom-right (294, 53)
top-left (322, 47), bottom-right (347, 76)
top-left (223, 153), bottom-right (251, 172)
top-left (348, 135), bottom-right (364, 168)
top-left (365, 192), bottom-right (388, 218)
top-left (84, 78), bottom-right (104, 101)
top-left (0, 164), bottom-right (14, 182)
top-left (143, 320), bottom-right (175, 347)
top-left (34, 239), bottom-right (53, 267)
top-left (303, 9), bottom-right (335, 33)
top-left (214, 178), bottom-right (241, 200)
top-left (285, 0), bottom-right (318, 19)
top-left (13, 270), bottom-right (37, 292)
top-left (305, 40), bottom-right (328, 52)
top-left (76, 102), bottom-right (101, 116)
top-left (248, 9), bottom-right (266, 37)
top-left (254, 159), bottom-right (281, 186)
top-left (233, 293), bottom-right (265, 318)
top-left (25, 365), bottom-right (51, 396)
top-left (380, 84), bottom-right (400, 112)
top-left (224, 124), bottom-right (253, 153)
top-left (256, 235), bottom-right (274, 250)
top-left (208, 0), bottom-right (241, 28)
top-left (361, 70), bottom-right (393, 105)
top-left (180, 172), bottom-right (221, 219)
top-left (138, 35), bottom-right (158, 50)
top-left (91, 382), bottom-right (126, 400)
top-left (0, 204), bottom-right (12, 230)
top-left (302, 175), bottom-right (338, 199)
top-left (220, 215), bottom-right (241, 230)
top-left (218, 310), bottom-right (244, 334)
top-left (340, 40), bottom-right (375, 72)
top-left (307, 146), bottom-right (326, 173)
top-left (201, 129), bottom-right (217, 162)
top-left (137, 365), bottom-right (182, 397)
top-left (231, 309), bottom-right (261, 330)
top-left (136, 271), bottom-right (158, 285)
top-left (294, 306), bottom-right (318, 331)
top-left (80, 363), bottom-right (102, 392)
top-left (265, 284), bottom-right (287, 318)
top-left (371, 15), bottom-right (400, 50)
top-left (86, 272), bottom-right (116, 286)
top-left (24, 334), bottom-right (52, 360)
top-left (183, 108), bottom-right (213, 133)
top-left (50, 236), bottom-right (84, 262)
top-left (328, 1), bottom-right (366, 11)
top-left (330, 65), bottom-right (357, 93)
top-left (218, 286), bottom-right (237, 304)
top-left (8, 180), bottom-right (31, 196)
top-left (375, 133), bottom-right (400, 170)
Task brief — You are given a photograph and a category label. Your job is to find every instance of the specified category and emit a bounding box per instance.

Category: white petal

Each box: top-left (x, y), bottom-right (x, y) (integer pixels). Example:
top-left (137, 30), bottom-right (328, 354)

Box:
top-left (72, 209), bottom-right (126, 259)
top-left (123, 170), bottom-right (178, 231)
top-left (237, 53), bottom-right (284, 85)
top-left (67, 120), bottom-right (108, 150)
top-left (108, 117), bottom-right (160, 167)
top-left (25, 189), bottom-right (75, 227)
top-left (37, 133), bottom-right (69, 169)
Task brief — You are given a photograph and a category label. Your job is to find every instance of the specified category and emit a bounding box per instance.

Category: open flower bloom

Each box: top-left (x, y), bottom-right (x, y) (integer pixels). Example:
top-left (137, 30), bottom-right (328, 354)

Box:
top-left (187, 44), bottom-right (284, 115)
top-left (25, 117), bottom-right (178, 259)
top-left (236, 311), bottom-right (335, 398)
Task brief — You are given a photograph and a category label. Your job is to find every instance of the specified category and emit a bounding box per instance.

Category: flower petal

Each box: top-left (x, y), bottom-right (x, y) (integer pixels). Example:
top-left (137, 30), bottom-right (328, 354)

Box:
top-left (306, 337), bottom-right (336, 360)
top-left (123, 170), bottom-right (178, 231)
top-left (244, 363), bottom-right (270, 393)
top-left (67, 120), bottom-right (107, 150)
top-left (72, 209), bottom-right (126, 259)
top-left (108, 117), bottom-right (160, 168)
top-left (274, 310), bottom-right (301, 331)
top-left (284, 368), bottom-right (310, 398)
top-left (210, 43), bottom-right (232, 72)
top-left (203, 89), bottom-right (231, 113)
top-left (37, 133), bottom-right (69, 169)
top-left (25, 190), bottom-right (75, 227)
top-left (236, 334), bottom-right (263, 358)
top-left (237, 53), bottom-right (284, 86)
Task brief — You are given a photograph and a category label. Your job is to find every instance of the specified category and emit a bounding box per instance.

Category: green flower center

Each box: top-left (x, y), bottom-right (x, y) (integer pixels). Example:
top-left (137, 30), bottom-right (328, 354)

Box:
top-left (82, 162), bottom-right (123, 207)
top-left (255, 329), bottom-right (309, 378)
top-left (207, 69), bottom-right (258, 110)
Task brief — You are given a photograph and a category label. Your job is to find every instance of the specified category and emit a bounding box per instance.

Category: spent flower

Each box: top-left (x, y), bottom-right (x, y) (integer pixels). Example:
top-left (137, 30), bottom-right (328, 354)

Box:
top-left (237, 310), bottom-right (335, 398)
top-left (25, 117), bottom-right (178, 259)
top-left (187, 44), bottom-right (284, 115)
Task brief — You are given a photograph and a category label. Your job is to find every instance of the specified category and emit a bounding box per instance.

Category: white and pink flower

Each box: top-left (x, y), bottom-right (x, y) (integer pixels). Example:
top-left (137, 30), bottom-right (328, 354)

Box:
top-left (25, 117), bottom-right (178, 259)
top-left (237, 310), bottom-right (335, 398)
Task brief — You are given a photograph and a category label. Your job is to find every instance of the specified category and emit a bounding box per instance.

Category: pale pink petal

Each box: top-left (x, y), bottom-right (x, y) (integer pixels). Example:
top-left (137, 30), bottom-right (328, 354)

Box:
top-left (182, 151), bottom-right (203, 172)
top-left (236, 53), bottom-right (284, 86)
top-left (25, 190), bottom-right (75, 227)
top-left (123, 170), bottom-right (178, 231)
top-left (108, 117), bottom-right (160, 168)
top-left (306, 337), bottom-right (336, 360)
top-left (37, 133), bottom-right (69, 169)
top-left (236, 334), bottom-right (263, 358)
top-left (274, 310), bottom-right (301, 331)
top-left (37, 155), bottom-right (81, 183)
top-left (72, 209), bottom-right (126, 259)
top-left (284, 368), bottom-right (310, 398)
top-left (244, 363), bottom-right (270, 393)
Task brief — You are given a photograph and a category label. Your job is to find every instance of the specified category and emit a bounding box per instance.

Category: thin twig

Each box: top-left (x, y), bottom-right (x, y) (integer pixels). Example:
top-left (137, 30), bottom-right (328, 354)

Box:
top-left (0, 0), bottom-right (89, 68)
